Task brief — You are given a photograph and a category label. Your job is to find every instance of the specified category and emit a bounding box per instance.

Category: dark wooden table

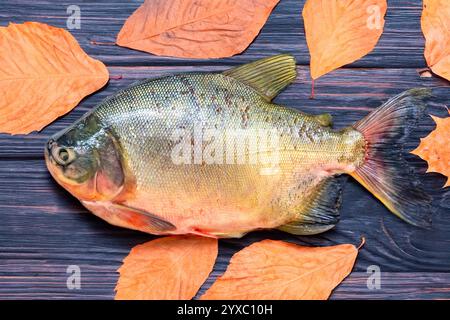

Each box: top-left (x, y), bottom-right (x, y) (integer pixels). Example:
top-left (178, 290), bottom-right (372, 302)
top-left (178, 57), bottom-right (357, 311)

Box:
top-left (0, 0), bottom-right (449, 300)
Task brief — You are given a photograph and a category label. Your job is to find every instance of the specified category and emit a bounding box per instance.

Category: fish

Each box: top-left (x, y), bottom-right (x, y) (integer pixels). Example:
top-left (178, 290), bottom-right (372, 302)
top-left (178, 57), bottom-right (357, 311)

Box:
top-left (45, 54), bottom-right (432, 238)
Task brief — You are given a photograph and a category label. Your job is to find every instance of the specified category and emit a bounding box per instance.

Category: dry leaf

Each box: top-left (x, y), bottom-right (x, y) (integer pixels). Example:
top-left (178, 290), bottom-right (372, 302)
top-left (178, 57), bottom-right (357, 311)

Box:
top-left (115, 235), bottom-right (218, 300)
top-left (116, 0), bottom-right (280, 59)
top-left (303, 0), bottom-right (387, 79)
top-left (0, 22), bottom-right (109, 135)
top-left (411, 110), bottom-right (450, 188)
top-left (421, 0), bottom-right (450, 81)
top-left (201, 239), bottom-right (359, 300)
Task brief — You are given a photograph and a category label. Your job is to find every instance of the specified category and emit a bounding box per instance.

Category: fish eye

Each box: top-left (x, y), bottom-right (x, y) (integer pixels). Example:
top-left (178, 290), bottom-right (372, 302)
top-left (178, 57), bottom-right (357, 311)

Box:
top-left (59, 149), bottom-right (69, 161)
top-left (52, 147), bottom-right (76, 166)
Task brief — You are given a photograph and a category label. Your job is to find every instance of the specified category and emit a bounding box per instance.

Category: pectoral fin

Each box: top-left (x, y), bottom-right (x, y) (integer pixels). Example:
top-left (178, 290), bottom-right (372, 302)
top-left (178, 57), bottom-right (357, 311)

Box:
top-left (277, 176), bottom-right (347, 235)
top-left (111, 203), bottom-right (177, 232)
top-left (82, 201), bottom-right (176, 234)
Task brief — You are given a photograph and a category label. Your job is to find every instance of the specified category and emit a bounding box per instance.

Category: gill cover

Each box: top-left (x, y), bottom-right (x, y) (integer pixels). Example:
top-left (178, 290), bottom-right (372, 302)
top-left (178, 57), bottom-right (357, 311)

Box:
top-left (94, 131), bottom-right (126, 200)
top-left (47, 110), bottom-right (127, 201)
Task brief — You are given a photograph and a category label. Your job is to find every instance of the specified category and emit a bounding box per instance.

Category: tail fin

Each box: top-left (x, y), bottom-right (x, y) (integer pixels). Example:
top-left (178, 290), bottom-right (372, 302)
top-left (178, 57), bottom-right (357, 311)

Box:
top-left (351, 88), bottom-right (432, 227)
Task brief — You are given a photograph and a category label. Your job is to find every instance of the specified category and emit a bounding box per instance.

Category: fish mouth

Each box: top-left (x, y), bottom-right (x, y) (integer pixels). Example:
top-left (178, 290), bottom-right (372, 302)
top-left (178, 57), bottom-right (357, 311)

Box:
top-left (44, 139), bottom-right (98, 201)
top-left (44, 139), bottom-right (62, 172)
top-left (44, 139), bottom-right (55, 168)
top-left (44, 140), bottom-right (62, 182)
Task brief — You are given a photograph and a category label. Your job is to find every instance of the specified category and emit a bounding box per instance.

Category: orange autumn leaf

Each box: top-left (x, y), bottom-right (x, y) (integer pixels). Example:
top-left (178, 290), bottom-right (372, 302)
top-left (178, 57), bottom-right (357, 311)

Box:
top-left (302, 0), bottom-right (387, 79)
top-left (115, 235), bottom-right (218, 300)
top-left (201, 239), bottom-right (359, 300)
top-left (421, 0), bottom-right (450, 82)
top-left (0, 22), bottom-right (109, 135)
top-left (411, 110), bottom-right (450, 188)
top-left (116, 0), bottom-right (280, 59)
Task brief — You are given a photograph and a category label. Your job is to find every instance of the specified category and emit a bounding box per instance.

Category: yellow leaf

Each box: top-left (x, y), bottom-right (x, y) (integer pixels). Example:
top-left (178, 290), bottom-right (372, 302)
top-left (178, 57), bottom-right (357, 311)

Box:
top-left (115, 236), bottom-right (218, 300)
top-left (0, 22), bottom-right (109, 135)
top-left (411, 110), bottom-right (450, 188)
top-left (302, 0), bottom-right (387, 79)
top-left (116, 0), bottom-right (280, 59)
top-left (421, 0), bottom-right (450, 81)
top-left (201, 239), bottom-right (359, 300)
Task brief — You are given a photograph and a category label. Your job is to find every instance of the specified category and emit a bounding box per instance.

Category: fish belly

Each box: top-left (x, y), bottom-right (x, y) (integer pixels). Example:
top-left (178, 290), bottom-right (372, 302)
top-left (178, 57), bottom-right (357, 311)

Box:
top-left (123, 166), bottom-right (330, 237)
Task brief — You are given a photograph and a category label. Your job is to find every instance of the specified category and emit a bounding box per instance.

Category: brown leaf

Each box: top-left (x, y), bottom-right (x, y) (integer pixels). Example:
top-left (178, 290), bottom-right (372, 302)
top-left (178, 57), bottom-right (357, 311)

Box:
top-left (116, 0), bottom-right (280, 59)
top-left (201, 239), bottom-right (358, 300)
top-left (115, 235), bottom-right (218, 300)
top-left (0, 22), bottom-right (109, 135)
top-left (421, 0), bottom-right (450, 82)
top-left (303, 0), bottom-right (387, 79)
top-left (411, 109), bottom-right (450, 188)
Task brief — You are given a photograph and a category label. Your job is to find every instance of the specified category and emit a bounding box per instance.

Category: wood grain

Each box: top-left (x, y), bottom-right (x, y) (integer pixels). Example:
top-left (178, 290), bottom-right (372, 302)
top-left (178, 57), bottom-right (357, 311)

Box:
top-left (0, 0), bottom-right (430, 68)
top-left (1, 271), bottom-right (450, 300)
top-left (0, 159), bottom-right (449, 299)
top-left (0, 0), bottom-right (449, 300)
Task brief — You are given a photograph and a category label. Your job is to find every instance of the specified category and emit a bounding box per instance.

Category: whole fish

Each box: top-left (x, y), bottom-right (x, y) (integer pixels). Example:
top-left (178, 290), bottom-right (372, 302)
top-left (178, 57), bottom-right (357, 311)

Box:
top-left (45, 55), bottom-right (431, 238)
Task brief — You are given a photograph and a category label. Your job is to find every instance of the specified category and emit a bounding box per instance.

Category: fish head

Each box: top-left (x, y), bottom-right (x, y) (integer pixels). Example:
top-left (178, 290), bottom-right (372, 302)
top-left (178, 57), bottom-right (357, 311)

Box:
top-left (45, 114), bottom-right (125, 201)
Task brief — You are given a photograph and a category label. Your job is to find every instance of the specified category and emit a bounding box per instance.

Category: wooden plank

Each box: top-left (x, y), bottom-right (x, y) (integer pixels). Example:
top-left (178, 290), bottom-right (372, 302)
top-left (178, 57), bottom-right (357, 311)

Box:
top-left (0, 159), bottom-right (448, 278)
top-left (0, 0), bottom-right (449, 301)
top-left (1, 270), bottom-right (450, 300)
top-left (0, 66), bottom-right (448, 157)
top-left (0, 0), bottom-right (430, 68)
top-left (332, 273), bottom-right (450, 300)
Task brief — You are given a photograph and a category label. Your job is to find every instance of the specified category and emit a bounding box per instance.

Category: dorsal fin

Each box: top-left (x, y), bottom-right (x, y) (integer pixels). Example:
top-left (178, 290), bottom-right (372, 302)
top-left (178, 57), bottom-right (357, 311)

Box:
top-left (223, 54), bottom-right (296, 101)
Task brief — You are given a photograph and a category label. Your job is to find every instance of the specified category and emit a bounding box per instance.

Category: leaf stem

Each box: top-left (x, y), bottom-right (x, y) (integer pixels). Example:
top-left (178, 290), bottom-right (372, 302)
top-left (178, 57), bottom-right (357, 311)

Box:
top-left (357, 237), bottom-right (366, 250)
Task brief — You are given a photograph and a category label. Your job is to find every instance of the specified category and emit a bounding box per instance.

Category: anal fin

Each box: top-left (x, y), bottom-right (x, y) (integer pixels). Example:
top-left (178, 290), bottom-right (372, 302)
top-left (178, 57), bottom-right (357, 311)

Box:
top-left (277, 176), bottom-right (347, 235)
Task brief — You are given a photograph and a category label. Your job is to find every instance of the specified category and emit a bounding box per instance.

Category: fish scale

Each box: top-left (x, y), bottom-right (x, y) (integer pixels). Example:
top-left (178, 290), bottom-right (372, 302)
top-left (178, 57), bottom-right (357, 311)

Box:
top-left (74, 72), bottom-right (360, 235)
top-left (45, 55), bottom-right (432, 237)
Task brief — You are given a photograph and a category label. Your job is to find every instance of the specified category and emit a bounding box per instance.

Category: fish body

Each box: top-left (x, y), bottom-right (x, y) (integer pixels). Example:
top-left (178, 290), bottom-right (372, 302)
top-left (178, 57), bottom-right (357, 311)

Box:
top-left (45, 55), bottom-right (431, 237)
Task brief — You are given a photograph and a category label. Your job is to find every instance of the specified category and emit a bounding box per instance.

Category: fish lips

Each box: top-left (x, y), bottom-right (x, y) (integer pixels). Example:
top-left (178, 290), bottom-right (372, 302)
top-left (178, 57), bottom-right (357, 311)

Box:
top-left (44, 140), bottom-right (98, 200)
